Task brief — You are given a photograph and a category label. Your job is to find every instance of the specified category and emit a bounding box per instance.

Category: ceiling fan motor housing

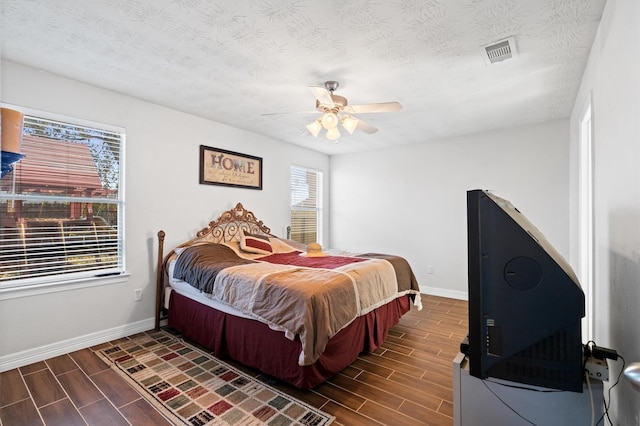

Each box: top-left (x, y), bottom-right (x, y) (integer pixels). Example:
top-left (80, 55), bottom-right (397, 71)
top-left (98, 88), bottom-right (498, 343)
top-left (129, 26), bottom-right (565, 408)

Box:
top-left (324, 80), bottom-right (340, 92)
top-left (316, 94), bottom-right (347, 113)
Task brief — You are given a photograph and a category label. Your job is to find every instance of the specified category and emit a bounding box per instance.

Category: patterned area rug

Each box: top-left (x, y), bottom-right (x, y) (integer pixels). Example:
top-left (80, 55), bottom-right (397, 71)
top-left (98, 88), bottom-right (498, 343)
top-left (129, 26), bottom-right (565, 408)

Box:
top-left (96, 330), bottom-right (334, 426)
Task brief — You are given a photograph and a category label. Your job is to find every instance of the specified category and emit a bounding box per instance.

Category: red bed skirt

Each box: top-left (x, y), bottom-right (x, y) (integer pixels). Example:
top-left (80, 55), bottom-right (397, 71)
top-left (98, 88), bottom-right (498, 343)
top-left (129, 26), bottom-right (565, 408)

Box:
top-left (168, 291), bottom-right (411, 389)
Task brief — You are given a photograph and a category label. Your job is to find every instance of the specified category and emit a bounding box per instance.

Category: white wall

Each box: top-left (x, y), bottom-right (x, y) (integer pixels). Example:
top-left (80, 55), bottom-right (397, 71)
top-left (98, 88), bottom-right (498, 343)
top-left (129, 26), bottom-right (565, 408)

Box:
top-left (569, 0), bottom-right (640, 423)
top-left (0, 60), bottom-right (330, 368)
top-left (330, 120), bottom-right (570, 299)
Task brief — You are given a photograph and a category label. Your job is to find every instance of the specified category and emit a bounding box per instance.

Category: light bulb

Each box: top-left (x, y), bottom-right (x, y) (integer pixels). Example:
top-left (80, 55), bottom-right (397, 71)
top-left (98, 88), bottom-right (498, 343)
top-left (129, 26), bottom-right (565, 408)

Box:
top-left (321, 112), bottom-right (338, 129)
top-left (341, 116), bottom-right (358, 134)
top-left (306, 119), bottom-right (322, 137)
top-left (326, 127), bottom-right (340, 140)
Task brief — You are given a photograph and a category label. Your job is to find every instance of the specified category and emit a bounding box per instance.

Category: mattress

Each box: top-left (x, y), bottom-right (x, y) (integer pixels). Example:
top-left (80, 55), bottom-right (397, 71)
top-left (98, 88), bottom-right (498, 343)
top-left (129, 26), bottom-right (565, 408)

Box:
top-left (167, 260), bottom-right (253, 319)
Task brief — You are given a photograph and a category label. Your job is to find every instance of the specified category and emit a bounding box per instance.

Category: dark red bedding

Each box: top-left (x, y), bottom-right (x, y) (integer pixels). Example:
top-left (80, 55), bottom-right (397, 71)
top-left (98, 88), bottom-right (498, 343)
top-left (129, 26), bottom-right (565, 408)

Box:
top-left (168, 290), bottom-right (411, 389)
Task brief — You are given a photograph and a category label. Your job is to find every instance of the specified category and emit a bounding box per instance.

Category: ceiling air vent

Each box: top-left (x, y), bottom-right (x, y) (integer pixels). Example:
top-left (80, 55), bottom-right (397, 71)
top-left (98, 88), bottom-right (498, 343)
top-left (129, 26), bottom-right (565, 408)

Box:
top-left (483, 36), bottom-right (517, 65)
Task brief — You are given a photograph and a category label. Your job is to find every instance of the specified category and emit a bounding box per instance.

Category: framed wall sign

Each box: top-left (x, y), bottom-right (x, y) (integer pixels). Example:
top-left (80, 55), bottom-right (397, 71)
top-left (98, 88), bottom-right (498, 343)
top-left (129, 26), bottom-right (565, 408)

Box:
top-left (199, 145), bottom-right (263, 190)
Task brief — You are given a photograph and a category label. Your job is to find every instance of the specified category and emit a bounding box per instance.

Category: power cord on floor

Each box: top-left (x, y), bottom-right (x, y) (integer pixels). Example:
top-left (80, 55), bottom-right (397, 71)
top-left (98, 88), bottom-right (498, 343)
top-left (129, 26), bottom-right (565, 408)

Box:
top-left (595, 354), bottom-right (626, 426)
top-left (481, 379), bottom-right (538, 425)
top-left (585, 341), bottom-right (625, 426)
top-left (481, 342), bottom-right (624, 426)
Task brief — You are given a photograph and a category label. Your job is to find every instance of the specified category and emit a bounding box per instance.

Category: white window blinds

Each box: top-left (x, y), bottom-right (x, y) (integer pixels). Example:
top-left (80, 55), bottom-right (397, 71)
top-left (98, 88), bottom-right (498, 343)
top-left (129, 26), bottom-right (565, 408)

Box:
top-left (0, 113), bottom-right (125, 287)
top-left (290, 165), bottom-right (322, 244)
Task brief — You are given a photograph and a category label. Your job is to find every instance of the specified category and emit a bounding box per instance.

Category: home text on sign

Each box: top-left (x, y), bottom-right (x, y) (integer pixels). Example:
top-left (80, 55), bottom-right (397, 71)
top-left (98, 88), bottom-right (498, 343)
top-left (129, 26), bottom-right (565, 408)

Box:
top-left (209, 152), bottom-right (256, 175)
top-left (201, 148), bottom-right (261, 189)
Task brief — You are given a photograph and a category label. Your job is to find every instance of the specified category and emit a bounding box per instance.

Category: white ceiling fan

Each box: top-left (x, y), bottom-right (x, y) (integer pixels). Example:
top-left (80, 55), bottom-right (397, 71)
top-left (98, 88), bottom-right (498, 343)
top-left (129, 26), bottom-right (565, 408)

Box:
top-left (266, 81), bottom-right (402, 141)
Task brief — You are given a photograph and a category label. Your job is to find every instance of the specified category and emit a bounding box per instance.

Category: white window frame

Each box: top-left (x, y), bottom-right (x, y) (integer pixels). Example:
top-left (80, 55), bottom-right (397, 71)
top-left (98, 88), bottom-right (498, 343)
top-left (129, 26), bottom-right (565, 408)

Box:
top-left (289, 165), bottom-right (323, 245)
top-left (0, 106), bottom-right (127, 298)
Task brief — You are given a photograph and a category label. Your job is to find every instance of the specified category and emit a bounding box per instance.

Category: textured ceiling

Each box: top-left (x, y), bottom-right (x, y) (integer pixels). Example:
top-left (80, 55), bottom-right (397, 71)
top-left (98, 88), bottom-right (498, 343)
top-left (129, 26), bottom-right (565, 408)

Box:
top-left (1, 0), bottom-right (607, 155)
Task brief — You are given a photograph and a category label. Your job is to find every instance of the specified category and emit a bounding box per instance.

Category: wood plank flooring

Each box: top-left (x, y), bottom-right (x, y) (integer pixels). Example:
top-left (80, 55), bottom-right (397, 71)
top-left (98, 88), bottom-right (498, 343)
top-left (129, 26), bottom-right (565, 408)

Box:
top-left (0, 294), bottom-right (468, 425)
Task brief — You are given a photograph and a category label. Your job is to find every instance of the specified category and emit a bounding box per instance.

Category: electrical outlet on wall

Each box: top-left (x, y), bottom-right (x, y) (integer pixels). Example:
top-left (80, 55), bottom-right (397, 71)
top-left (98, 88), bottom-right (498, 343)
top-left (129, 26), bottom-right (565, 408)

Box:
top-left (134, 288), bottom-right (143, 301)
top-left (427, 265), bottom-right (434, 274)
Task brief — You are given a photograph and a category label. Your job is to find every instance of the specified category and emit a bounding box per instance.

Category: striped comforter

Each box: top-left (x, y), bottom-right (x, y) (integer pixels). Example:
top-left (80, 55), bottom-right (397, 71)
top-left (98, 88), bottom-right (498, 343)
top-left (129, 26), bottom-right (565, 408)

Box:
top-left (172, 243), bottom-right (421, 366)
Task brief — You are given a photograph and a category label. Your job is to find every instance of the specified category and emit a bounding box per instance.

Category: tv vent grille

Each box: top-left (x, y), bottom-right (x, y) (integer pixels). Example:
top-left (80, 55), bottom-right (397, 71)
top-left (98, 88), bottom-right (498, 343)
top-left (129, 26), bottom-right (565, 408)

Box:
top-left (488, 327), bottom-right (583, 391)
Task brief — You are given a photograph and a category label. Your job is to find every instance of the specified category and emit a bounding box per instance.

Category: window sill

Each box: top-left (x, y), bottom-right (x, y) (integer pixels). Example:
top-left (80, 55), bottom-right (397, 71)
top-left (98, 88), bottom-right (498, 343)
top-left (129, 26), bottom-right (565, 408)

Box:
top-left (0, 273), bottom-right (131, 300)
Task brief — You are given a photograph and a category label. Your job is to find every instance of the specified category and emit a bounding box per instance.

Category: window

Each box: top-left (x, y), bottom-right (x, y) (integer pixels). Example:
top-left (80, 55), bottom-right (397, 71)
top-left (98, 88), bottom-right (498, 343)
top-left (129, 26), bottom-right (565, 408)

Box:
top-left (289, 165), bottom-right (322, 244)
top-left (0, 110), bottom-right (125, 289)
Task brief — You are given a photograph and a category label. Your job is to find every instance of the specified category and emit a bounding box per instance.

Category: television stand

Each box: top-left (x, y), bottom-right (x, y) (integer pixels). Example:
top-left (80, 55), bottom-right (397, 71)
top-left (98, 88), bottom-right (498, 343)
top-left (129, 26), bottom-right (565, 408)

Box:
top-left (453, 353), bottom-right (604, 426)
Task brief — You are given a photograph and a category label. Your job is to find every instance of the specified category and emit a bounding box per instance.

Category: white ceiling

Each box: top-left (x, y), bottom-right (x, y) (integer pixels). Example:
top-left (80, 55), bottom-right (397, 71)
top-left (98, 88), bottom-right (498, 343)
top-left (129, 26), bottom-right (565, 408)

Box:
top-left (1, 0), bottom-right (607, 156)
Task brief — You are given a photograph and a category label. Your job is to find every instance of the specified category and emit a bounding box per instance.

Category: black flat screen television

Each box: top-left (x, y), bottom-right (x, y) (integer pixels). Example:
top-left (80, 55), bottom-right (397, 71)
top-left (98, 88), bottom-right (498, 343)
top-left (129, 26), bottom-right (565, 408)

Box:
top-left (466, 189), bottom-right (585, 392)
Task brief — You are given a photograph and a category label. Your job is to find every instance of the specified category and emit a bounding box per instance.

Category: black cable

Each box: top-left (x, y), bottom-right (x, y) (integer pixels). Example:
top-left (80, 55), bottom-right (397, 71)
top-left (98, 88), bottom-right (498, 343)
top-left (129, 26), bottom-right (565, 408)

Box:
top-left (484, 378), bottom-right (563, 393)
top-left (482, 380), bottom-right (537, 425)
top-left (595, 354), bottom-right (626, 426)
top-left (480, 341), bottom-right (621, 425)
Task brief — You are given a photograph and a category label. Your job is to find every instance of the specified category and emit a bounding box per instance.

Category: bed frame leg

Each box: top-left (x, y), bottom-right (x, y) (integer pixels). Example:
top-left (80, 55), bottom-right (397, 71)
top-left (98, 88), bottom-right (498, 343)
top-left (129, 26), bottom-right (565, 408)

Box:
top-left (155, 230), bottom-right (166, 331)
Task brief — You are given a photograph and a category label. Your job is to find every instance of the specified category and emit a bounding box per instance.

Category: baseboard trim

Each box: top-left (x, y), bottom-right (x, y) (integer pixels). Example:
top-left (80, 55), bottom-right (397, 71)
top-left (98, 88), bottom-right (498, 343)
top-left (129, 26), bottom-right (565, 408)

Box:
top-left (0, 290), bottom-right (465, 372)
top-left (420, 286), bottom-right (468, 301)
top-left (0, 318), bottom-right (155, 373)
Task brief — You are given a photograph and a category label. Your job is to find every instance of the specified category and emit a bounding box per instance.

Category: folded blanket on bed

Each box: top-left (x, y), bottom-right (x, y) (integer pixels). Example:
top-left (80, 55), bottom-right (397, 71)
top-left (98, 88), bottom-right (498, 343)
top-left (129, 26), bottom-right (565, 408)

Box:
top-left (173, 243), bottom-right (421, 366)
top-left (356, 253), bottom-right (420, 295)
top-left (173, 243), bottom-right (256, 294)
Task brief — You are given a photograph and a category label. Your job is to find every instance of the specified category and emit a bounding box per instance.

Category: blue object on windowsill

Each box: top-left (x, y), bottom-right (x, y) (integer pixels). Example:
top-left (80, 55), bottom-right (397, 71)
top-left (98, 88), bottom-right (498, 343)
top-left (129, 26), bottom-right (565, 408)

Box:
top-left (1, 150), bottom-right (26, 178)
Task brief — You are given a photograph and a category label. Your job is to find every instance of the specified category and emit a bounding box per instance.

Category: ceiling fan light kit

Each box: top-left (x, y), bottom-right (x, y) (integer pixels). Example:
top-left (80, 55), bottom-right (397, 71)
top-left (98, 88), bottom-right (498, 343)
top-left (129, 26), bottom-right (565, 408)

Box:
top-left (321, 112), bottom-right (338, 129)
top-left (341, 115), bottom-right (358, 134)
top-left (326, 127), bottom-right (340, 141)
top-left (306, 119), bottom-right (322, 137)
top-left (302, 81), bottom-right (402, 141)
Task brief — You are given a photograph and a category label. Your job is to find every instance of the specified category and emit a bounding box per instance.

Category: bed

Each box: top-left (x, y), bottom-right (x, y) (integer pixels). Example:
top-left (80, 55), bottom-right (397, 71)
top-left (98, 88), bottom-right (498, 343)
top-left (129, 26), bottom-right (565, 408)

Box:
top-left (155, 203), bottom-right (422, 389)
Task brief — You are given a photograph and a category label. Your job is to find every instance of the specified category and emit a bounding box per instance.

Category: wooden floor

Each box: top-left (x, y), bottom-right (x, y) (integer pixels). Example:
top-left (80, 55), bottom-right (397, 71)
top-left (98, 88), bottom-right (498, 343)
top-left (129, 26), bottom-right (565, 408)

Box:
top-left (0, 294), bottom-right (468, 426)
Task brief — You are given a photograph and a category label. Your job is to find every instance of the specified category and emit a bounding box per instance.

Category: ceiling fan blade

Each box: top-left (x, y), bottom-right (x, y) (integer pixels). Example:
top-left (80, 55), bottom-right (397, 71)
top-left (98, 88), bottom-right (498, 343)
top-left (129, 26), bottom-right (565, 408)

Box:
top-left (356, 119), bottom-right (378, 134)
top-left (344, 102), bottom-right (403, 114)
top-left (309, 86), bottom-right (335, 107)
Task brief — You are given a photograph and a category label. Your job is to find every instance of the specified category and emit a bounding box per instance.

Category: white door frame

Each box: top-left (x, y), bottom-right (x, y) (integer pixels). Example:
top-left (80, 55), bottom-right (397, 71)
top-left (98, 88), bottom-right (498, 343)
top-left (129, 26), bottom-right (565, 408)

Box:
top-left (578, 94), bottom-right (595, 342)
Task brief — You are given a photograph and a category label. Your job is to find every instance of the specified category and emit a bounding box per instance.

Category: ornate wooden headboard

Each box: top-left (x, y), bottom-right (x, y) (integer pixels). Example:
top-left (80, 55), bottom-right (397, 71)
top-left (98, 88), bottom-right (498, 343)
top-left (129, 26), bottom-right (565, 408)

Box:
top-left (193, 202), bottom-right (272, 242)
